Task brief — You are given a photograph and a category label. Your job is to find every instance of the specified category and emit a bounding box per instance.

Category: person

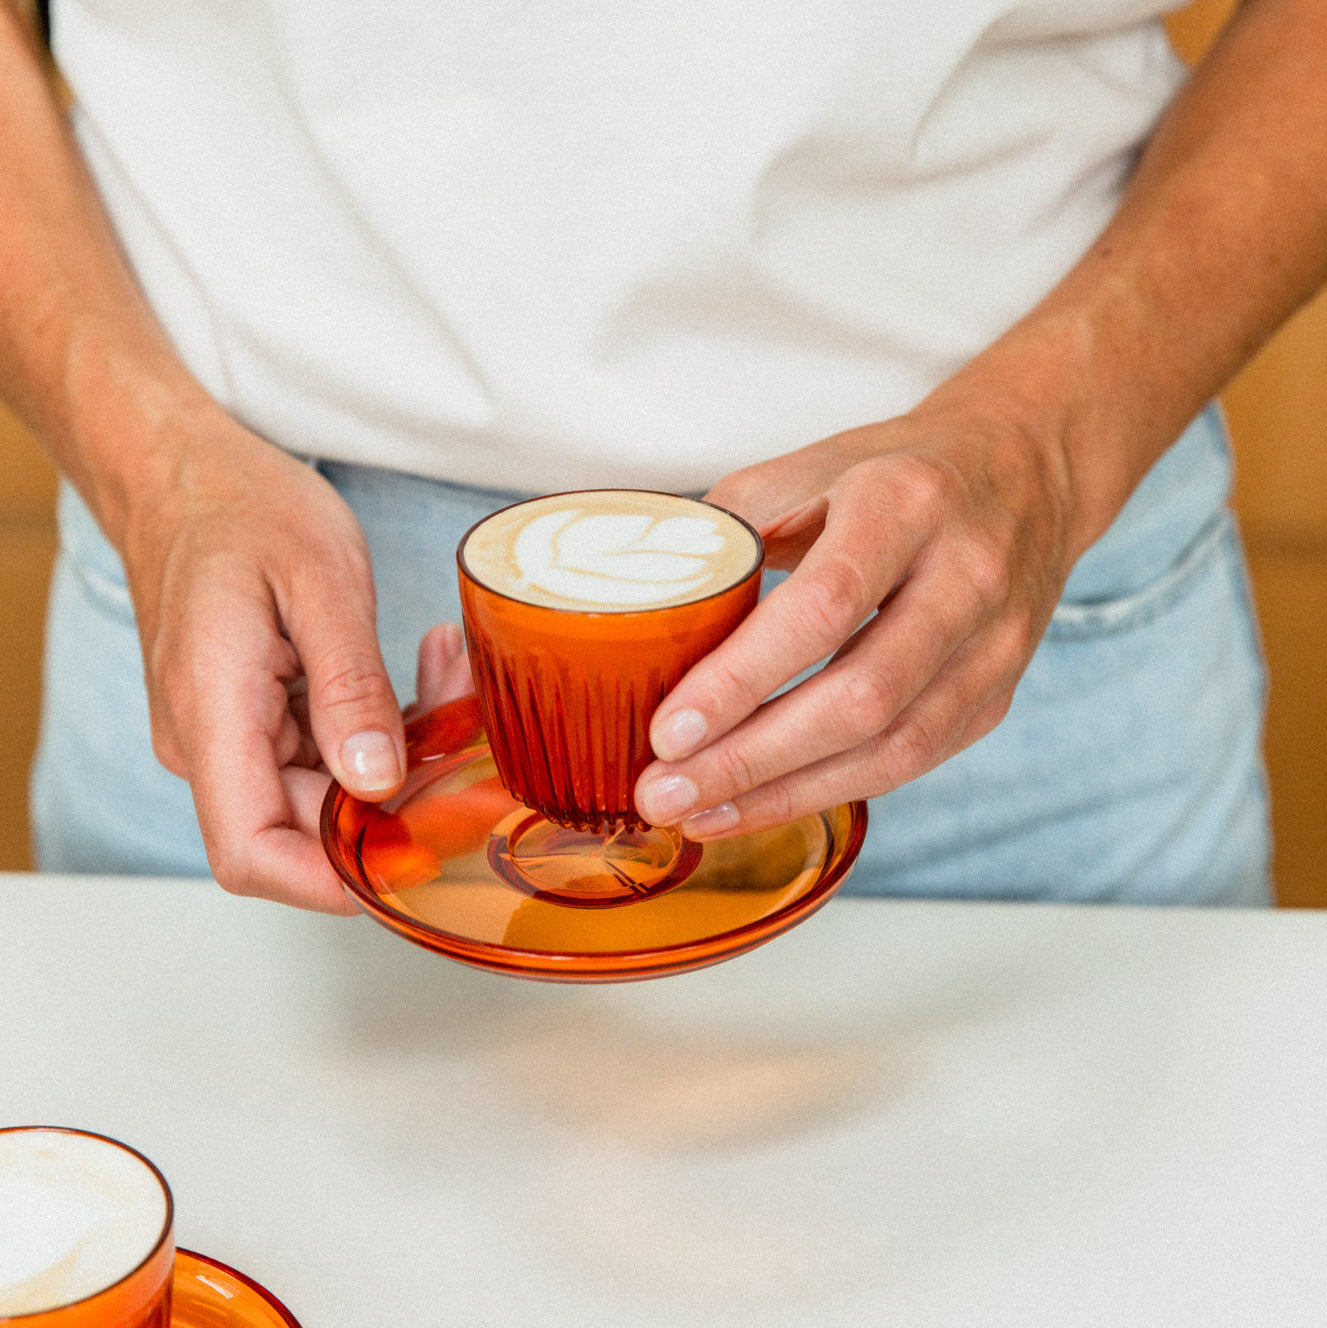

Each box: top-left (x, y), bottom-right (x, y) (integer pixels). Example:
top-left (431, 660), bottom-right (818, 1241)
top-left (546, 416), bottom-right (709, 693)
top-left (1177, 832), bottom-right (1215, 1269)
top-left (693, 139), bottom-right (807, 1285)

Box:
top-left (2, 0), bottom-right (1324, 914)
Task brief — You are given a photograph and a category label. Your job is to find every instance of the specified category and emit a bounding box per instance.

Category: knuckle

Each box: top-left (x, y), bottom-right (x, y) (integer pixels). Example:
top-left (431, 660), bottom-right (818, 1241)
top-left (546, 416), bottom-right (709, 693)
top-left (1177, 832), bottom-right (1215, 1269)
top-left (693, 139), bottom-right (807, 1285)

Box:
top-left (881, 712), bottom-right (945, 785)
top-left (887, 454), bottom-right (954, 527)
top-left (146, 700), bottom-right (189, 776)
top-left (989, 608), bottom-right (1040, 669)
top-left (836, 666), bottom-right (899, 736)
top-left (706, 466), bottom-right (769, 516)
top-left (143, 634), bottom-right (171, 687)
top-left (715, 742), bottom-right (763, 797)
top-left (149, 730), bottom-right (186, 777)
top-left (300, 541), bottom-right (375, 604)
top-left (758, 779), bottom-right (797, 829)
top-left (962, 536), bottom-right (1014, 607)
top-left (972, 692), bottom-right (1013, 741)
top-left (206, 843), bottom-right (258, 899)
top-left (312, 651), bottom-right (395, 713)
top-left (704, 652), bottom-right (762, 714)
top-left (839, 454), bottom-right (893, 507)
top-left (798, 556), bottom-right (874, 646)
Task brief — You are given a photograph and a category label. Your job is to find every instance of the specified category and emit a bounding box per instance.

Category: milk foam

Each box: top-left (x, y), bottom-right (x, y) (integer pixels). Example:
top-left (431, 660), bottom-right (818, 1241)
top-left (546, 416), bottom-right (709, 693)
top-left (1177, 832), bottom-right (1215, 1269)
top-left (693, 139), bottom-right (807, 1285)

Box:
top-left (463, 491), bottom-right (760, 611)
top-left (0, 1131), bottom-right (169, 1315)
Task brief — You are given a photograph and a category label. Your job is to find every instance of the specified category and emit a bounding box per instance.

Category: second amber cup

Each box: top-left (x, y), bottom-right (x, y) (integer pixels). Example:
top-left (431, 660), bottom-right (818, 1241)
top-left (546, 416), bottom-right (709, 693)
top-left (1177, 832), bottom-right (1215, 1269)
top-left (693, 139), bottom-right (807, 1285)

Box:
top-left (458, 490), bottom-right (763, 833)
top-left (0, 1127), bottom-right (175, 1328)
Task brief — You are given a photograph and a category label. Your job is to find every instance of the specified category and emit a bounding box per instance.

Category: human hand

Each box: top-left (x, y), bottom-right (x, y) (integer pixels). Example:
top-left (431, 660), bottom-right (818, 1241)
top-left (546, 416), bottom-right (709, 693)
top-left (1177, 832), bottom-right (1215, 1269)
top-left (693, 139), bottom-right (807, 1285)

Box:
top-left (633, 387), bottom-right (1083, 839)
top-left (119, 416), bottom-right (473, 911)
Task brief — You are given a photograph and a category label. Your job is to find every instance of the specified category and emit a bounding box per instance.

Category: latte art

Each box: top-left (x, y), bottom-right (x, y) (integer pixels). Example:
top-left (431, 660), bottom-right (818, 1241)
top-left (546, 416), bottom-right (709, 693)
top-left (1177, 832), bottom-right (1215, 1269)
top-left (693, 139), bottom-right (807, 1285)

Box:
top-left (462, 491), bottom-right (760, 611)
top-left (513, 509), bottom-right (725, 605)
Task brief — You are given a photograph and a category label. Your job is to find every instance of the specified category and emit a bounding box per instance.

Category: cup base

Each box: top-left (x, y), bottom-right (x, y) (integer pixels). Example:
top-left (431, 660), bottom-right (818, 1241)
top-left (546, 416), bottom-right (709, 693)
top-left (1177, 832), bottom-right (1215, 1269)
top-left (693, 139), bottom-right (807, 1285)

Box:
top-left (321, 699), bottom-right (868, 982)
top-left (487, 811), bottom-right (703, 907)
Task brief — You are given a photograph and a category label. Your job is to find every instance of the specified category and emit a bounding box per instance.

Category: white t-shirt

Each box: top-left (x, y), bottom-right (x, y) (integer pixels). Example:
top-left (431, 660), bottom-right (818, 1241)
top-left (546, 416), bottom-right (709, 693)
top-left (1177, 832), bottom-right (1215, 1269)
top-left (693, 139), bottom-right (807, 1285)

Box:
top-left (54, 1), bottom-right (1186, 495)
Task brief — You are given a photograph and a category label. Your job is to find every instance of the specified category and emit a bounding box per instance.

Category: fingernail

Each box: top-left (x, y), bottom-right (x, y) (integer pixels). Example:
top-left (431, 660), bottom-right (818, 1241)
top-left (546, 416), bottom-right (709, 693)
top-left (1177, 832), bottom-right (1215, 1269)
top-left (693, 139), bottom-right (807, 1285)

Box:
top-left (652, 708), bottom-right (708, 761)
top-left (637, 774), bottom-right (699, 825)
top-left (680, 802), bottom-right (740, 840)
top-left (339, 730), bottom-right (401, 792)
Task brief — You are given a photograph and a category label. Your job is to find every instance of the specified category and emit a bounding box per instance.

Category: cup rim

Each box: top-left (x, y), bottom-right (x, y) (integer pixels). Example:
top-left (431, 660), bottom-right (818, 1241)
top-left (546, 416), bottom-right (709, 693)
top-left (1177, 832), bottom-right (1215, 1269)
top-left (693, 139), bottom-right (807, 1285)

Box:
top-left (456, 489), bottom-right (765, 613)
top-left (0, 1126), bottom-right (175, 1321)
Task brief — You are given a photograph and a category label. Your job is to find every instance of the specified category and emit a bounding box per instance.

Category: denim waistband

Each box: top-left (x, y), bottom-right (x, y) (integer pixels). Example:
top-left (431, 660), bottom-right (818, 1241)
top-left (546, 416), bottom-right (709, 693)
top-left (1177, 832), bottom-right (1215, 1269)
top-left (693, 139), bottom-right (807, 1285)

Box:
top-left (56, 401), bottom-right (1232, 637)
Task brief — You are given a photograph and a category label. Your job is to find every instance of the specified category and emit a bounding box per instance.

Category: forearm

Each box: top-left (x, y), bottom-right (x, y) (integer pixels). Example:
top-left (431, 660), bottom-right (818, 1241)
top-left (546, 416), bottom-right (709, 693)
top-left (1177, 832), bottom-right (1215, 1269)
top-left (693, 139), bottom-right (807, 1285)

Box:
top-left (0, 2), bottom-right (222, 551)
top-left (939, 0), bottom-right (1327, 561)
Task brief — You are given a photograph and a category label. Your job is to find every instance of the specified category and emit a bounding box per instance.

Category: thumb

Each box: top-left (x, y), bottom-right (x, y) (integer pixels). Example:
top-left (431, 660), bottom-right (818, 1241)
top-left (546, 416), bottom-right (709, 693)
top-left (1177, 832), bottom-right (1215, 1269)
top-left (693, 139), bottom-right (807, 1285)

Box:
top-left (295, 598), bottom-right (404, 801)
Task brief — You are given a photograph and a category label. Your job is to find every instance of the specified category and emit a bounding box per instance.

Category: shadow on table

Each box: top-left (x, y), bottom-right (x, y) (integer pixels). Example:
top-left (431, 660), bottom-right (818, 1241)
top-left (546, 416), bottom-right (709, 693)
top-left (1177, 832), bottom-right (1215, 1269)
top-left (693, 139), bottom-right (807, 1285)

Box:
top-left (290, 904), bottom-right (1043, 1156)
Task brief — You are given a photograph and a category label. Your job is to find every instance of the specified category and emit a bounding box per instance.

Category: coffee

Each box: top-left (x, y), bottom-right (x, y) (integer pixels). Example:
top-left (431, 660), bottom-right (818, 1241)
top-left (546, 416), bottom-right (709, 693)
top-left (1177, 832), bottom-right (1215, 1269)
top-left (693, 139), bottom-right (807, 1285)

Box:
top-left (0, 1130), bottom-right (170, 1318)
top-left (460, 490), bottom-right (760, 612)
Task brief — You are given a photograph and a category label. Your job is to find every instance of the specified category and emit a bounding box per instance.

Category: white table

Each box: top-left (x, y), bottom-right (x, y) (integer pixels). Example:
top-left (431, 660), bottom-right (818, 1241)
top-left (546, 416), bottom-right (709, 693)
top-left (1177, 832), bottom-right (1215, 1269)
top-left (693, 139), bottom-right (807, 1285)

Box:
top-left (3, 875), bottom-right (1326, 1326)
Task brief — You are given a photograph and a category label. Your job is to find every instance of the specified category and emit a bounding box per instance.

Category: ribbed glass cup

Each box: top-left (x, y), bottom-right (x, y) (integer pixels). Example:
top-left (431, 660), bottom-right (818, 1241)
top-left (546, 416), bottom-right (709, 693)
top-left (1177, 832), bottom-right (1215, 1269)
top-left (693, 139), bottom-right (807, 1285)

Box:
top-left (458, 493), bottom-right (762, 832)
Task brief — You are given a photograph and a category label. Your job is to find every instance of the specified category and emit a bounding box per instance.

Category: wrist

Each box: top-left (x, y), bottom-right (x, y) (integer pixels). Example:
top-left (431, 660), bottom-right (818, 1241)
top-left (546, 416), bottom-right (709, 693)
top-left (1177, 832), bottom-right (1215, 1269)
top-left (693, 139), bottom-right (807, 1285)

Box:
top-left (49, 316), bottom-right (231, 554)
top-left (925, 272), bottom-right (1192, 568)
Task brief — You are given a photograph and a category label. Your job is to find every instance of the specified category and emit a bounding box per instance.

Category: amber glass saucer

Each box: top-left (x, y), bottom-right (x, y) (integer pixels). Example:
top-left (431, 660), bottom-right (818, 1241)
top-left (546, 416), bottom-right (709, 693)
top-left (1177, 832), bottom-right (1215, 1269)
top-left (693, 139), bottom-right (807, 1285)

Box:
top-left (173, 1251), bottom-right (300, 1327)
top-left (321, 699), bottom-right (866, 982)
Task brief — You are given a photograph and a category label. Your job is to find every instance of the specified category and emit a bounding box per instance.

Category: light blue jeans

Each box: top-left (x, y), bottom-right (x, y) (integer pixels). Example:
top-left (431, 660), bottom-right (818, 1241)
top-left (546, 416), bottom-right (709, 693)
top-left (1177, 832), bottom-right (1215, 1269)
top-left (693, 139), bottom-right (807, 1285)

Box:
top-left (31, 406), bottom-right (1271, 905)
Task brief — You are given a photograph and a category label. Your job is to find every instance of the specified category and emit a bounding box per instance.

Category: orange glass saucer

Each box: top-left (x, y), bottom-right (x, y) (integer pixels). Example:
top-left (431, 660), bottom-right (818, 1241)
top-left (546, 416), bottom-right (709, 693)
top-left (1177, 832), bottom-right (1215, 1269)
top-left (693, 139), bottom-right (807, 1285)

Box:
top-left (321, 698), bottom-right (866, 982)
top-left (173, 1250), bottom-right (300, 1327)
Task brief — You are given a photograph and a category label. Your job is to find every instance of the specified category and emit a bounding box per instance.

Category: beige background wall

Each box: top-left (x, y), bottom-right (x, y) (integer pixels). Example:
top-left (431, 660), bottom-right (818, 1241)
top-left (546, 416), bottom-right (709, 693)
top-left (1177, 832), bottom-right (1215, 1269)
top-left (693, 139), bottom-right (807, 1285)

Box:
top-left (0, 404), bottom-right (56, 869)
top-left (1, 1), bottom-right (1324, 900)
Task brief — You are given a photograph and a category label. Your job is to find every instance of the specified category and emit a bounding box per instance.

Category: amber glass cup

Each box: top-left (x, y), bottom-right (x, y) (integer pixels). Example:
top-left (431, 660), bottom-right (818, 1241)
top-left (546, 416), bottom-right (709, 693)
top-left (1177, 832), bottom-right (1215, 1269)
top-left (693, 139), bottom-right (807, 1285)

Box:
top-left (459, 492), bottom-right (762, 831)
top-left (0, 1128), bottom-right (174, 1328)
top-left (457, 491), bottom-right (762, 905)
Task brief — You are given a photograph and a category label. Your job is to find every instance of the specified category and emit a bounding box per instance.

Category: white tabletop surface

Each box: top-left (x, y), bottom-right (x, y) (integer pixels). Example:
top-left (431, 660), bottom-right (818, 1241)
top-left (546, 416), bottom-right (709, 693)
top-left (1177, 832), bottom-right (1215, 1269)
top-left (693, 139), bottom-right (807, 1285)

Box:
top-left (3, 874), bottom-right (1327, 1327)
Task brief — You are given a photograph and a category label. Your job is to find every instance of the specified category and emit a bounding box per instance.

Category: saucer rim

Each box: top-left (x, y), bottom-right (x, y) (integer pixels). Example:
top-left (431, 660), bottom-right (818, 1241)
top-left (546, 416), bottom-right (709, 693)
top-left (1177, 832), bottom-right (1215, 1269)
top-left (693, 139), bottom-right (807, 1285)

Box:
top-left (321, 701), bottom-right (867, 981)
top-left (172, 1248), bottom-right (301, 1327)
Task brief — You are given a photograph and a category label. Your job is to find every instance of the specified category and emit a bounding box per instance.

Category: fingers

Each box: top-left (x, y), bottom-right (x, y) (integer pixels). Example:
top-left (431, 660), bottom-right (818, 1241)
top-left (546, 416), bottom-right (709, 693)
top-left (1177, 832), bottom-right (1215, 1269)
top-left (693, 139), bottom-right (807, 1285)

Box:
top-left (644, 617), bottom-right (1023, 841)
top-left (184, 641), bottom-right (359, 914)
top-left (176, 618), bottom-right (475, 911)
top-left (412, 622), bottom-right (474, 712)
top-left (281, 677), bottom-right (320, 768)
top-left (635, 428), bottom-right (1068, 838)
top-left (217, 769), bottom-right (360, 917)
top-left (649, 463), bottom-right (927, 764)
top-left (636, 561), bottom-right (987, 825)
top-left (284, 565), bottom-right (405, 801)
top-left (125, 430), bottom-right (407, 912)
top-left (202, 621), bottom-right (472, 911)
top-left (183, 629), bottom-right (378, 914)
